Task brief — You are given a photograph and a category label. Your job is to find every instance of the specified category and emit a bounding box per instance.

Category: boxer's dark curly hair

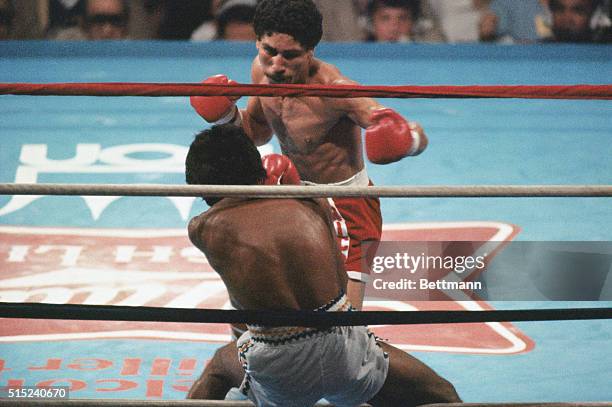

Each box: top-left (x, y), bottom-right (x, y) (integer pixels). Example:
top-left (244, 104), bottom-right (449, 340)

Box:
top-left (185, 124), bottom-right (266, 206)
top-left (254, 0), bottom-right (323, 49)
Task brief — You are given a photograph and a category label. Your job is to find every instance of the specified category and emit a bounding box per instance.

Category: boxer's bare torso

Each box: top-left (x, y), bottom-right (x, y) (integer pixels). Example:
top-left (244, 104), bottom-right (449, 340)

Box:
top-left (242, 33), bottom-right (383, 184)
top-left (188, 197), bottom-right (347, 311)
top-left (235, 32), bottom-right (425, 309)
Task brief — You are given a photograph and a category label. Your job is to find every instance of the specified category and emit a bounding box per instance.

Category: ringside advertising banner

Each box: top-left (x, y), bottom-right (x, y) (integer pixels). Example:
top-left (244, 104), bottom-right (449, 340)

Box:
top-left (0, 223), bottom-right (532, 353)
top-left (0, 223), bottom-right (535, 398)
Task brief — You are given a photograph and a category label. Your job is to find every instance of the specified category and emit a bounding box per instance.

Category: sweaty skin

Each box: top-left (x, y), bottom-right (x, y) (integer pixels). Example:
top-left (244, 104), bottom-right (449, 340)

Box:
top-left (237, 33), bottom-right (425, 309)
top-left (188, 197), bottom-right (347, 311)
top-left (187, 196), bottom-right (461, 406)
top-left (241, 33), bottom-right (424, 184)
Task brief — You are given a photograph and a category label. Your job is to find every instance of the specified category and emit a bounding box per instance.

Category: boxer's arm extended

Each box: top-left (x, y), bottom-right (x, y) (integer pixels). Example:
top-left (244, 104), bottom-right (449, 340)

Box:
top-left (242, 58), bottom-right (274, 146)
top-left (189, 71), bottom-right (272, 145)
top-left (242, 96), bottom-right (273, 146)
top-left (336, 79), bottom-right (428, 164)
top-left (365, 108), bottom-right (428, 164)
top-left (190, 75), bottom-right (241, 125)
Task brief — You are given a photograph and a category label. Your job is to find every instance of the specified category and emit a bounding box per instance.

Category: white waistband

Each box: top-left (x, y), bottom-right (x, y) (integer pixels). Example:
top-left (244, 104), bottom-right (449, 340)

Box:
top-left (302, 167), bottom-right (369, 187)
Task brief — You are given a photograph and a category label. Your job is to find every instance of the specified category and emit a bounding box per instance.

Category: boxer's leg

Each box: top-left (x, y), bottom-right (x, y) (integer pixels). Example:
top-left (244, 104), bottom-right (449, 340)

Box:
top-left (187, 341), bottom-right (243, 400)
top-left (368, 342), bottom-right (461, 407)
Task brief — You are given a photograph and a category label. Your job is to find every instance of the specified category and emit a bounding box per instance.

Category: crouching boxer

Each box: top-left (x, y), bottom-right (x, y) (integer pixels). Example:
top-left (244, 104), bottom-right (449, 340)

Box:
top-left (185, 124), bottom-right (458, 407)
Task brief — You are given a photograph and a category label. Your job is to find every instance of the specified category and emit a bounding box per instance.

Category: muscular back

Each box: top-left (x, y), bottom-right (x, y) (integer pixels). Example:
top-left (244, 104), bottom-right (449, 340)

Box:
top-left (188, 198), bottom-right (347, 311)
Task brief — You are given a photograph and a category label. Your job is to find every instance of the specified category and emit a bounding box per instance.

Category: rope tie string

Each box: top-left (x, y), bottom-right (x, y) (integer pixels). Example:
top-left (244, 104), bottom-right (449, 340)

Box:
top-left (1, 82), bottom-right (611, 99)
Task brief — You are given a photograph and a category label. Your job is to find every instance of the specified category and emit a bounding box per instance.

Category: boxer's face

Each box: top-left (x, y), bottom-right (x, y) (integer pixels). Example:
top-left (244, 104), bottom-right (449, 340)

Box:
top-left (257, 33), bottom-right (313, 84)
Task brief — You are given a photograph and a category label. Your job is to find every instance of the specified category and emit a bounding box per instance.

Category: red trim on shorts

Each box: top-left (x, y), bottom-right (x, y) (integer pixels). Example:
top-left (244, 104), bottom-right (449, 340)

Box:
top-left (330, 181), bottom-right (382, 280)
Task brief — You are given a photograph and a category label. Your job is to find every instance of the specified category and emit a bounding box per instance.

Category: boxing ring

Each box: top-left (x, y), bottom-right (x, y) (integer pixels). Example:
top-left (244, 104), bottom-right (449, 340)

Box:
top-left (0, 40), bottom-right (611, 405)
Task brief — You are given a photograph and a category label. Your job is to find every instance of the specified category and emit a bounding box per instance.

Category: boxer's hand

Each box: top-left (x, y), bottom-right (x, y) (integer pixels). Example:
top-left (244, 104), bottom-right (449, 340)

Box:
top-left (262, 154), bottom-right (301, 185)
top-left (190, 75), bottom-right (241, 124)
top-left (365, 108), bottom-right (427, 164)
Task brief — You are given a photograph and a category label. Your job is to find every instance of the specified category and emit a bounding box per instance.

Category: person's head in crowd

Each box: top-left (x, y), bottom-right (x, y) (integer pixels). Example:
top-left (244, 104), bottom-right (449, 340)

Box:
top-left (367, 0), bottom-right (420, 42)
top-left (161, 1), bottom-right (214, 40)
top-left (548, 0), bottom-right (597, 42)
top-left (83, 0), bottom-right (129, 40)
top-left (216, 0), bottom-right (257, 40)
top-left (0, 0), bottom-right (14, 40)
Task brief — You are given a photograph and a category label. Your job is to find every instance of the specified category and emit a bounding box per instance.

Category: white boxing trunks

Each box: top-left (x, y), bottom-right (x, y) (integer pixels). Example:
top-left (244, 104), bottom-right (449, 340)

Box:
top-left (236, 292), bottom-right (389, 407)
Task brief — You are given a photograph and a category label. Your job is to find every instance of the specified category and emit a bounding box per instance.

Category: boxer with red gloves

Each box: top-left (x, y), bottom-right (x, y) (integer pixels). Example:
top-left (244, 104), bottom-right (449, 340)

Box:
top-left (189, 0), bottom-right (429, 313)
top-left (185, 0), bottom-right (437, 403)
top-left (185, 123), bottom-right (460, 406)
top-left (190, 75), bottom-right (242, 126)
top-left (261, 153), bottom-right (301, 185)
top-left (365, 108), bottom-right (428, 164)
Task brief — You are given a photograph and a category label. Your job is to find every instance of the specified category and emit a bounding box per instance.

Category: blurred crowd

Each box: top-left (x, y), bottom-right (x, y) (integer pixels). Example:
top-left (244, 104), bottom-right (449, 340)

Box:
top-left (1, 0), bottom-right (610, 43)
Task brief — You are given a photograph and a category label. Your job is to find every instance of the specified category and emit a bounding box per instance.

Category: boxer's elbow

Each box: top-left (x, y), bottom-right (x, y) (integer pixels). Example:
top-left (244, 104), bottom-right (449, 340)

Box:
top-left (250, 130), bottom-right (273, 146)
top-left (243, 111), bottom-right (273, 146)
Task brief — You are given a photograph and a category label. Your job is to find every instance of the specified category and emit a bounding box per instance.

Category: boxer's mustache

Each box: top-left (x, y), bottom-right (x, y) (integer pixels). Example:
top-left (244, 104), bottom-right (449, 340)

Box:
top-left (267, 74), bottom-right (290, 83)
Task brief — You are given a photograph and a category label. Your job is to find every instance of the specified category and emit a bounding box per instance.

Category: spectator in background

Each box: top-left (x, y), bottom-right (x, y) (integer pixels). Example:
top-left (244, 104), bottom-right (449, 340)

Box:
top-left (545, 0), bottom-right (606, 42)
top-left (314, 0), bottom-right (365, 41)
top-left (363, 0), bottom-right (444, 42)
top-left (51, 0), bottom-right (129, 40)
top-left (425, 0), bottom-right (492, 42)
top-left (192, 0), bottom-right (256, 41)
top-left (366, 0), bottom-right (419, 42)
top-left (158, 0), bottom-right (213, 40)
top-left (45, 0), bottom-right (84, 38)
top-left (479, 0), bottom-right (551, 43)
top-left (82, 0), bottom-right (129, 40)
top-left (216, 0), bottom-right (256, 40)
top-left (593, 0), bottom-right (612, 42)
top-left (0, 0), bottom-right (14, 39)
top-left (129, 0), bottom-right (166, 40)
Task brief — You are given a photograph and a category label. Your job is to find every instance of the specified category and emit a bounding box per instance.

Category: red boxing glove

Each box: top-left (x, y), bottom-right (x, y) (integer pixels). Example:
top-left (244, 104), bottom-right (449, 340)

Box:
top-left (190, 75), bottom-right (241, 124)
top-left (262, 154), bottom-right (301, 185)
top-left (365, 108), bottom-right (427, 164)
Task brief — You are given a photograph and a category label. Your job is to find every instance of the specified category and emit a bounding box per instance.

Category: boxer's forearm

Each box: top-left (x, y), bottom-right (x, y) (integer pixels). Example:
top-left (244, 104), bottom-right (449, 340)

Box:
top-left (242, 108), bottom-right (273, 146)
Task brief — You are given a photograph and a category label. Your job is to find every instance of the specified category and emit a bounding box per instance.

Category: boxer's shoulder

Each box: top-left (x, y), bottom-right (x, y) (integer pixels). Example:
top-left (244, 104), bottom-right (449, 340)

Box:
top-left (251, 56), bottom-right (265, 83)
top-left (309, 59), bottom-right (354, 86)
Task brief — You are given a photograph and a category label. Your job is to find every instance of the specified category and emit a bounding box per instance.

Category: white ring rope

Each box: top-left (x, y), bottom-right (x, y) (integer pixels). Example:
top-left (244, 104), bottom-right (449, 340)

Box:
top-left (0, 183), bottom-right (610, 198)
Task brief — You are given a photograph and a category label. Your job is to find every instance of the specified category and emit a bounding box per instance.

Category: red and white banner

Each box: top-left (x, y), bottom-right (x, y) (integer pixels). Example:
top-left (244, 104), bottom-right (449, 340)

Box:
top-left (0, 222), bottom-right (533, 354)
